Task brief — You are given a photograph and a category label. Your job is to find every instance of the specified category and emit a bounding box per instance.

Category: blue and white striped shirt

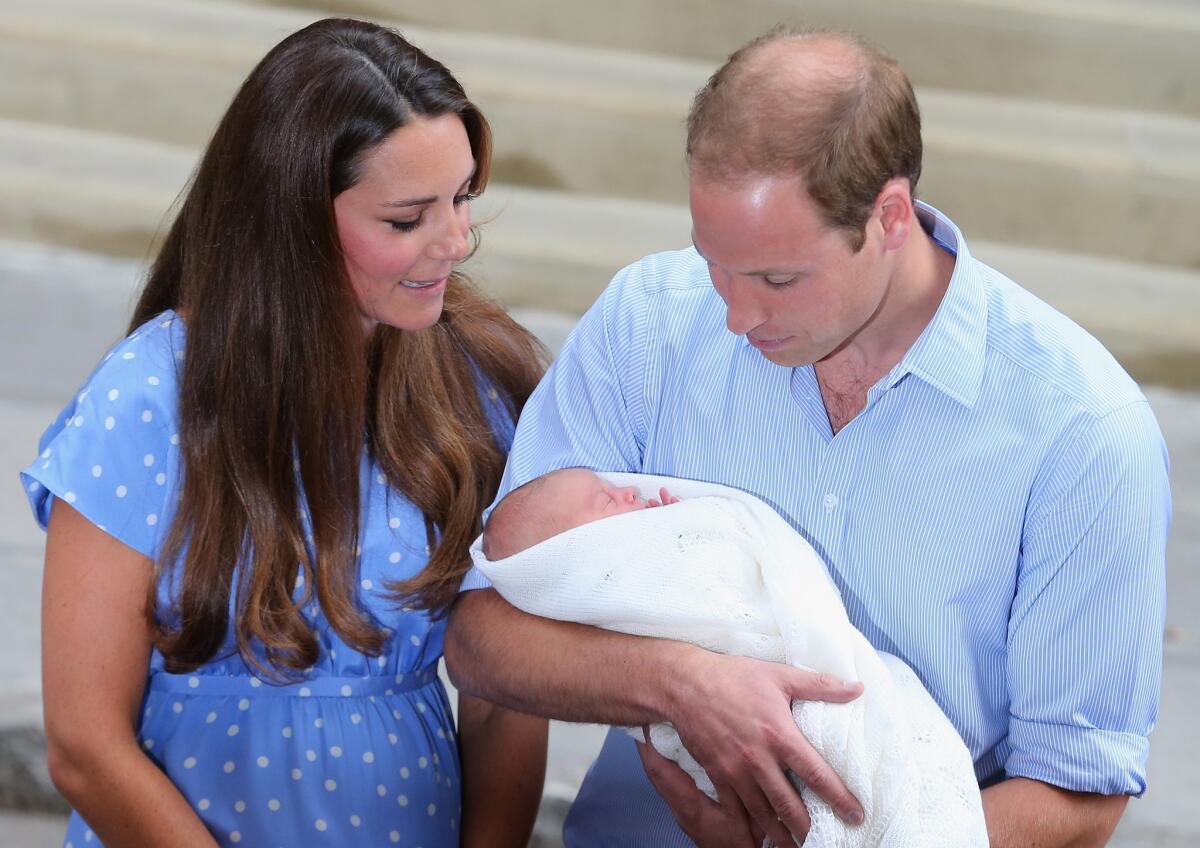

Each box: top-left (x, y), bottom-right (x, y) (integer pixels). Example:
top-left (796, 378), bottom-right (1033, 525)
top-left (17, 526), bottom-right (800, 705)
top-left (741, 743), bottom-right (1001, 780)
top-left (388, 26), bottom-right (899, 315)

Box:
top-left (464, 203), bottom-right (1170, 846)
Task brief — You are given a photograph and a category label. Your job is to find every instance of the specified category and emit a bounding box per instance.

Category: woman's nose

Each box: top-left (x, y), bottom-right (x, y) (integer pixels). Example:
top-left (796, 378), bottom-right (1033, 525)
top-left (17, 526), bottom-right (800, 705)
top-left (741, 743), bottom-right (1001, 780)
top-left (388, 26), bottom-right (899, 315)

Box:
top-left (428, 210), bottom-right (471, 262)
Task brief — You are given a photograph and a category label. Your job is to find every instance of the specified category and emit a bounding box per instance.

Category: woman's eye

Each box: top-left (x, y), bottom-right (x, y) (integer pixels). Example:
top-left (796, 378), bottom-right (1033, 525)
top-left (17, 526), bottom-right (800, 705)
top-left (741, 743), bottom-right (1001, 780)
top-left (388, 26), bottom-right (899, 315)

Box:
top-left (388, 218), bottom-right (421, 233)
top-left (453, 192), bottom-right (479, 207)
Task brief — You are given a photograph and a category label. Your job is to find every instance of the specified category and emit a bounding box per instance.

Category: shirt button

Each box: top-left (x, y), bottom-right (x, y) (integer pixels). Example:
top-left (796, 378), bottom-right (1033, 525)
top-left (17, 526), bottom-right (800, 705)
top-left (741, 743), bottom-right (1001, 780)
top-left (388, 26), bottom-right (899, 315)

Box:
top-left (823, 493), bottom-right (839, 511)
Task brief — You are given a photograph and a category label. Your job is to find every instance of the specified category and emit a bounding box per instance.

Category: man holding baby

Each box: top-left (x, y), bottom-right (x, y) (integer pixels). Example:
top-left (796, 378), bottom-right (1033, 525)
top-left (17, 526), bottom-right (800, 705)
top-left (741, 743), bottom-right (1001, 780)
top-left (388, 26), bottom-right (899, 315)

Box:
top-left (446, 24), bottom-right (1169, 848)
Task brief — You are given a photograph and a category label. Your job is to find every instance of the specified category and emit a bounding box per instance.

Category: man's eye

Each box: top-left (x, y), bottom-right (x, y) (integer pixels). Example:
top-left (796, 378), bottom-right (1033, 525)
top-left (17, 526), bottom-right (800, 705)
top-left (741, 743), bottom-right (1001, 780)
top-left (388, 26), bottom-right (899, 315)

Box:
top-left (388, 218), bottom-right (421, 233)
top-left (764, 274), bottom-right (797, 287)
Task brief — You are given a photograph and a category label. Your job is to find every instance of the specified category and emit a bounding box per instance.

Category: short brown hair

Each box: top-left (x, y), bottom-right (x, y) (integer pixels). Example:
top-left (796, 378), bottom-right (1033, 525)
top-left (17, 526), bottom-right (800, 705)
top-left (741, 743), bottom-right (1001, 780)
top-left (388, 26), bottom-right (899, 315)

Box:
top-left (686, 26), bottom-right (922, 251)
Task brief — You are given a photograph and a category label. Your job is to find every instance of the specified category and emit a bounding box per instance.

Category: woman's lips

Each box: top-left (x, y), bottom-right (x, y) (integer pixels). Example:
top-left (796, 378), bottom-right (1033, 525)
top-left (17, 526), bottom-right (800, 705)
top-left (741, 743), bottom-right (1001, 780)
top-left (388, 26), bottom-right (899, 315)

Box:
top-left (399, 276), bottom-right (448, 295)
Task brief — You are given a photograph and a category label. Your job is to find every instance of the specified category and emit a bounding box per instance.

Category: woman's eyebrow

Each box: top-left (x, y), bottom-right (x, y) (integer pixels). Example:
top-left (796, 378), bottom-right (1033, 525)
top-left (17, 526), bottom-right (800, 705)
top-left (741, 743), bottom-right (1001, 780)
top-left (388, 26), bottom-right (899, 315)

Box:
top-left (378, 170), bottom-right (475, 209)
top-left (380, 196), bottom-right (435, 208)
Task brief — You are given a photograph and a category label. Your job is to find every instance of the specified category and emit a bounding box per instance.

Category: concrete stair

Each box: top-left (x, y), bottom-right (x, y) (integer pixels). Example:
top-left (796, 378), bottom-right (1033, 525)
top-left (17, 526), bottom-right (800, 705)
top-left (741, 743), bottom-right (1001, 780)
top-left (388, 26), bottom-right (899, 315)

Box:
top-left (3, 117), bottom-right (1198, 388)
top-left (251, 0), bottom-right (1200, 119)
top-left (4, 0), bottom-right (1200, 267)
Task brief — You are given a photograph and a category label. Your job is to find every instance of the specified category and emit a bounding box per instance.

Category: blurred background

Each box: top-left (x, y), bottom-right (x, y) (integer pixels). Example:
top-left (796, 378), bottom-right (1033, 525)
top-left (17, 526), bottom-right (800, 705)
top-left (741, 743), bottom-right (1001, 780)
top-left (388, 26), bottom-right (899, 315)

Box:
top-left (0, 0), bottom-right (1196, 845)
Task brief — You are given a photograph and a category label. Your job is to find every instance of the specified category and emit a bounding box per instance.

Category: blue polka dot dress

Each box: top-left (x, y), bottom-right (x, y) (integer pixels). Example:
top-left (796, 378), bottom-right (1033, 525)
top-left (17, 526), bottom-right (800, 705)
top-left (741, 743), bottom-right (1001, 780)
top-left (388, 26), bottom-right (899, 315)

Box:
top-left (21, 311), bottom-right (509, 847)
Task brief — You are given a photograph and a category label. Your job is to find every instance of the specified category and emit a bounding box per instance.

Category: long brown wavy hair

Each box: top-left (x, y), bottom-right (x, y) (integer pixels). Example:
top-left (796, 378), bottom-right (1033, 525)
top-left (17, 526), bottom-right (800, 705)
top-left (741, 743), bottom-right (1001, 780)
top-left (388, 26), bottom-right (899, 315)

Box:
top-left (130, 18), bottom-right (546, 676)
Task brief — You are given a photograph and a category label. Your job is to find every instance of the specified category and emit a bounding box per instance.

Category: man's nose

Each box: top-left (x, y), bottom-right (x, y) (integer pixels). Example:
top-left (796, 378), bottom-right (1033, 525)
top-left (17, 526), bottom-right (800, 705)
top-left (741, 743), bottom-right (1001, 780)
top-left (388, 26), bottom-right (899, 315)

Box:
top-left (721, 278), bottom-right (765, 336)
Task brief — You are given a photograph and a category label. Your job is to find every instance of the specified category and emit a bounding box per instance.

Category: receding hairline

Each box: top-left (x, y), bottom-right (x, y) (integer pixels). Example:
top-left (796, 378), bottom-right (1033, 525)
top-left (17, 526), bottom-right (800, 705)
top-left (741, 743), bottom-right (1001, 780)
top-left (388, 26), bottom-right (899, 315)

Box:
top-left (685, 25), bottom-right (923, 247)
top-left (687, 27), bottom-right (893, 182)
top-left (741, 29), bottom-right (871, 87)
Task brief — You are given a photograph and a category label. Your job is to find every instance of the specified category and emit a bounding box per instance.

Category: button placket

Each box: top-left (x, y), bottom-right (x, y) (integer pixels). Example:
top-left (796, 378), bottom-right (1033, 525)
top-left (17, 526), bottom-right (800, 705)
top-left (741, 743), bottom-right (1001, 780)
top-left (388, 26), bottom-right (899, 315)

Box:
top-left (809, 425), bottom-right (858, 574)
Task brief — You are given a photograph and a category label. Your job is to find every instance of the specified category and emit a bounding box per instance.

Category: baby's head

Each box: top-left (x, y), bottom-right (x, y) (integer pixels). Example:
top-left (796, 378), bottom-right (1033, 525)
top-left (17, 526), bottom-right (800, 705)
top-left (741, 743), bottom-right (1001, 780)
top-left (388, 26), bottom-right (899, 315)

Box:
top-left (482, 468), bottom-right (648, 560)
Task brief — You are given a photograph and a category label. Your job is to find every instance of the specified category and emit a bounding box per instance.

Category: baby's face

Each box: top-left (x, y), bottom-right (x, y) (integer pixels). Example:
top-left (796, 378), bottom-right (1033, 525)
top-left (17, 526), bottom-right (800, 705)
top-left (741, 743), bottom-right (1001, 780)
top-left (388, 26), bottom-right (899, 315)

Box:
top-left (552, 469), bottom-right (648, 527)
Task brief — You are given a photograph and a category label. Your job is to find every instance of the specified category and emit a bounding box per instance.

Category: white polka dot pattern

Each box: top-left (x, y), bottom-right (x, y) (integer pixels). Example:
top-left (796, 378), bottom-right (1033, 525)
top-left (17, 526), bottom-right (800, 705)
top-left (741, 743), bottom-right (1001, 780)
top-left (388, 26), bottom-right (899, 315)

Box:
top-left (23, 311), bottom-right (471, 846)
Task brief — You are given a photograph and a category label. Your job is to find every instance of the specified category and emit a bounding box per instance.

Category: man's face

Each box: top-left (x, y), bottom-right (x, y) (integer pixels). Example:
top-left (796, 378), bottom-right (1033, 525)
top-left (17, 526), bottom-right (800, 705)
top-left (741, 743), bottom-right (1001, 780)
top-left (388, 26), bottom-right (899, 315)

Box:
top-left (689, 174), bottom-right (891, 368)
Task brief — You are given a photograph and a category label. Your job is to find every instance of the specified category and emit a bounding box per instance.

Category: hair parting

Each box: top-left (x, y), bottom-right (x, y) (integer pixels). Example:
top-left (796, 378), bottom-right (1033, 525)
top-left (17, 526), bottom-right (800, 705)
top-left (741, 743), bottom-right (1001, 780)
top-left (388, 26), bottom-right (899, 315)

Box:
top-left (131, 18), bottom-right (545, 678)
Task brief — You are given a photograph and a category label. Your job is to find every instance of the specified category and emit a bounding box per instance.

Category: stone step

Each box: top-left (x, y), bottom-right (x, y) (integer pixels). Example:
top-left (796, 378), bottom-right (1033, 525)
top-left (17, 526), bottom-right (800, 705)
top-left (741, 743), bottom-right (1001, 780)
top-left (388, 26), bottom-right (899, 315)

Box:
top-left (247, 0), bottom-right (1200, 120)
top-left (0, 0), bottom-right (700, 206)
top-left (2, 118), bottom-right (1198, 390)
top-left (3, 0), bottom-right (1199, 267)
top-left (0, 117), bottom-right (692, 312)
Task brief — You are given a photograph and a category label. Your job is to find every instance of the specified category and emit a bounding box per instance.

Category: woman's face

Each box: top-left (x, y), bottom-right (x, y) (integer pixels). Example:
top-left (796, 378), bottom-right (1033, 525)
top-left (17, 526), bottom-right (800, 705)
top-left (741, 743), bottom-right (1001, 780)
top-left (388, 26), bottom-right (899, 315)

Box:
top-left (333, 114), bottom-right (477, 333)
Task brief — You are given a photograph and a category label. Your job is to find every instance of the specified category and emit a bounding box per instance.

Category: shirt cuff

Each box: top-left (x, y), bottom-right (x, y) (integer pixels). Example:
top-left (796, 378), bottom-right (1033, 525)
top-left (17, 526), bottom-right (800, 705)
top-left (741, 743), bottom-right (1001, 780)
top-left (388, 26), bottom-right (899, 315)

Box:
top-left (458, 566), bottom-right (495, 592)
top-left (1006, 715), bottom-right (1150, 796)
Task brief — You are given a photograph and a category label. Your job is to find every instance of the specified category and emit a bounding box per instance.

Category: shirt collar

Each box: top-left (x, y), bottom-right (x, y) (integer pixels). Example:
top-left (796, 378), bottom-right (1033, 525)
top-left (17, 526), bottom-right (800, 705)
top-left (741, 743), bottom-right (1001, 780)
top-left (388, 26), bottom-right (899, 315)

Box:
top-left (731, 200), bottom-right (989, 408)
top-left (871, 201), bottom-right (988, 409)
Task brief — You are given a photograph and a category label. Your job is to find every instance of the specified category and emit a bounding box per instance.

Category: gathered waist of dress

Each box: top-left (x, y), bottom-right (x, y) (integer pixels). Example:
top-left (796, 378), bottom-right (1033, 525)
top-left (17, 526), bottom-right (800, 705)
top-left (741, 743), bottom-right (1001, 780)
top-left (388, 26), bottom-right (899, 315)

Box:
top-left (148, 663), bottom-right (439, 697)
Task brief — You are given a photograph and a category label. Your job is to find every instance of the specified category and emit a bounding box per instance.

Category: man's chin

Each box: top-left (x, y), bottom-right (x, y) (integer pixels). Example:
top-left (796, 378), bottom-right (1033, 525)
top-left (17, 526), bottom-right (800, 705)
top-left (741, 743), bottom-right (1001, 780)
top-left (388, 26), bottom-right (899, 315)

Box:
top-left (757, 347), bottom-right (813, 368)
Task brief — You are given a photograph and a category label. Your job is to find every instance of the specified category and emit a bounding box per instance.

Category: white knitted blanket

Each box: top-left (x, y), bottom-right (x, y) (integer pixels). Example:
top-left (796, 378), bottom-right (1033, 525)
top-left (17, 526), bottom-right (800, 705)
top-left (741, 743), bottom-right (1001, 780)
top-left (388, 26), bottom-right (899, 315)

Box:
top-left (470, 473), bottom-right (988, 847)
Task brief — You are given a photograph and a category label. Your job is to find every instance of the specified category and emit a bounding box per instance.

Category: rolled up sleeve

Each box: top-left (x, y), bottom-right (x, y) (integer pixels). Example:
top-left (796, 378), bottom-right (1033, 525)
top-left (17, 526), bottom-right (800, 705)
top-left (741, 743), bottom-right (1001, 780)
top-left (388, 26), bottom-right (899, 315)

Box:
top-left (1007, 399), bottom-right (1170, 795)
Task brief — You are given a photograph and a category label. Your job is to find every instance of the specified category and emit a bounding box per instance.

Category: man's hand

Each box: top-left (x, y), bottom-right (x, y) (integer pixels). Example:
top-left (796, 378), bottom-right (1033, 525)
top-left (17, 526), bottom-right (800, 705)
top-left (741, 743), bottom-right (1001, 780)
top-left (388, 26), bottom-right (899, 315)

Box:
top-left (637, 733), bottom-right (761, 848)
top-left (447, 591), bottom-right (862, 843)
top-left (661, 651), bottom-right (865, 846)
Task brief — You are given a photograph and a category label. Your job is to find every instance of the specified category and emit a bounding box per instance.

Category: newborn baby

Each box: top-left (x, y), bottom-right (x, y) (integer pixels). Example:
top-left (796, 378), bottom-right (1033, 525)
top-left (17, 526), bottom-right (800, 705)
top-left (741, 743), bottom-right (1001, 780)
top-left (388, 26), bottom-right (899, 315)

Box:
top-left (473, 468), bottom-right (988, 848)
top-left (480, 468), bottom-right (677, 560)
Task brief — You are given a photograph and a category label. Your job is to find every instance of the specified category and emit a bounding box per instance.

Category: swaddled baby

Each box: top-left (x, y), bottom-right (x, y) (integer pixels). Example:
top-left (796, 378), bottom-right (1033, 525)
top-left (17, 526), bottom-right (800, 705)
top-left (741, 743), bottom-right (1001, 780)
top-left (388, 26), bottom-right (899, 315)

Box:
top-left (473, 468), bottom-right (988, 848)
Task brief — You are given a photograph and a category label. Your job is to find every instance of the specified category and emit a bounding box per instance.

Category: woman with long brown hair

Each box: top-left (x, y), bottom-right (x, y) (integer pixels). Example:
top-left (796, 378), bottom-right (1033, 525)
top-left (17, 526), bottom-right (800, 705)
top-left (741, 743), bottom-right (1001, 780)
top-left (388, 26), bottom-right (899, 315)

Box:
top-left (21, 18), bottom-right (548, 847)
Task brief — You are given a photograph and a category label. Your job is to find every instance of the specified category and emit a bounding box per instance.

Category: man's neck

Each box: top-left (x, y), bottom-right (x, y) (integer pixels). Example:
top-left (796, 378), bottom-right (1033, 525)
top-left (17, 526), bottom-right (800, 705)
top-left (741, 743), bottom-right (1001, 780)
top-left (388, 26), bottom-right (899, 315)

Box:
top-left (816, 216), bottom-right (956, 432)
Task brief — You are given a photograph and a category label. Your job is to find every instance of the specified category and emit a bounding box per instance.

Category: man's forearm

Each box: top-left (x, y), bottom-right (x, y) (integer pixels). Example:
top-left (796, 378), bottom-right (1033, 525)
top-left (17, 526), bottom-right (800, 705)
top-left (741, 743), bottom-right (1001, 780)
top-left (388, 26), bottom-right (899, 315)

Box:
top-left (445, 588), bottom-right (699, 726)
top-left (982, 777), bottom-right (1128, 847)
top-left (447, 588), bottom-right (868, 846)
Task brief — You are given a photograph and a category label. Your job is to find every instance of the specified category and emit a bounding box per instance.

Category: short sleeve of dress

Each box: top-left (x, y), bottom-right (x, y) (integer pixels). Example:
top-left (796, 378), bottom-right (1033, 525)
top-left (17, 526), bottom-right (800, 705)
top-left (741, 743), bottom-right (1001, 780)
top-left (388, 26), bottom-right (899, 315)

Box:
top-left (19, 315), bottom-right (183, 560)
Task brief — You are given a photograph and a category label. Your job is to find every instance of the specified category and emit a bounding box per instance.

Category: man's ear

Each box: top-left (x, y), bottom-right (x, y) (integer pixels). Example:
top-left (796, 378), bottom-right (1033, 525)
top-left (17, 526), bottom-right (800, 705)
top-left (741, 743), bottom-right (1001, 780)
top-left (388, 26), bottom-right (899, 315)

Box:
top-left (875, 178), bottom-right (914, 252)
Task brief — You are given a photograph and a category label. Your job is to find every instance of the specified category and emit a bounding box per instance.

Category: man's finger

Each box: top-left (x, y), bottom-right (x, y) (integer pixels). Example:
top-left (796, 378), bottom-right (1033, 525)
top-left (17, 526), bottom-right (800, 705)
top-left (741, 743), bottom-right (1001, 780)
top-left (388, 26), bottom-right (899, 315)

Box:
top-left (638, 742), bottom-right (757, 848)
top-left (636, 739), bottom-right (698, 808)
top-left (785, 668), bottom-right (864, 704)
top-left (731, 774), bottom-right (806, 848)
top-left (712, 779), bottom-right (766, 847)
top-left (750, 819), bottom-right (767, 847)
top-left (779, 731), bottom-right (863, 827)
